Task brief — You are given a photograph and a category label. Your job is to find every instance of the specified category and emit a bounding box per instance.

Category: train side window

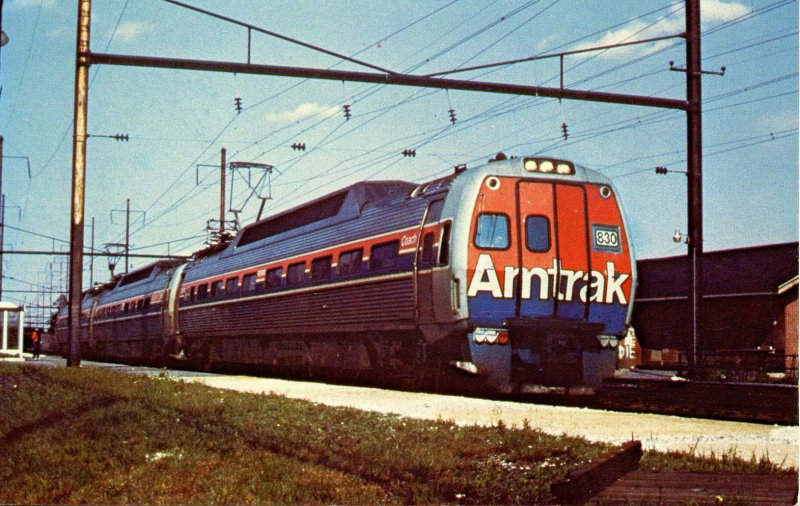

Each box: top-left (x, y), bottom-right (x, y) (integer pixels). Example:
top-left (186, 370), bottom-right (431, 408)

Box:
top-left (474, 213), bottom-right (510, 250)
top-left (225, 277), bottom-right (240, 297)
top-left (338, 248), bottom-right (363, 276)
top-left (242, 273), bottom-right (257, 293)
top-left (190, 286), bottom-right (196, 302)
top-left (439, 222), bottom-right (451, 266)
top-left (266, 267), bottom-right (283, 290)
top-left (311, 256), bottom-right (332, 281)
top-left (420, 232), bottom-right (434, 266)
top-left (287, 263), bottom-right (306, 286)
top-left (525, 215), bottom-right (551, 252)
top-left (210, 280), bottom-right (223, 298)
top-left (197, 284), bottom-right (208, 300)
top-left (123, 302), bottom-right (129, 313)
top-left (144, 297), bottom-right (151, 310)
top-left (370, 241), bottom-right (399, 270)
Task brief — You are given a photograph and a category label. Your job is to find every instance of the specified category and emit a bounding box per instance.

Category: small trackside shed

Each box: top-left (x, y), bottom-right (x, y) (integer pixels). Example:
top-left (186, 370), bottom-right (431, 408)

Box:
top-left (632, 242), bottom-right (798, 366)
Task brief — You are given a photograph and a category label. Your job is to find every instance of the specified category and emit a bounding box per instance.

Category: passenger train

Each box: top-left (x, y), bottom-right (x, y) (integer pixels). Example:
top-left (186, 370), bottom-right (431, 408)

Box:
top-left (54, 154), bottom-right (636, 393)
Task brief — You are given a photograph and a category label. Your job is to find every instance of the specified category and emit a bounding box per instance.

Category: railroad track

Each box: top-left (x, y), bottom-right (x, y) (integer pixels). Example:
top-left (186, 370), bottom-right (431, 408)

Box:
top-left (594, 376), bottom-right (799, 425)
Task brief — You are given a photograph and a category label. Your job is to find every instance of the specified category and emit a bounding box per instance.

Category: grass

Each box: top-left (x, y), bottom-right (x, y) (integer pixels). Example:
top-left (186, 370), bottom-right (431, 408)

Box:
top-left (0, 364), bottom-right (793, 504)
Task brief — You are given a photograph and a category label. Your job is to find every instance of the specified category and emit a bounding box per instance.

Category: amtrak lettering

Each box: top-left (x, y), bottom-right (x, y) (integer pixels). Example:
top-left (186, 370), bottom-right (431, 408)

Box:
top-left (467, 253), bottom-right (629, 304)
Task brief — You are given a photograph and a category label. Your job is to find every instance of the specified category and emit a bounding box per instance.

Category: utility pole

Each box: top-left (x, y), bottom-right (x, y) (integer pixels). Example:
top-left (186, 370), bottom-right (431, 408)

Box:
top-left (67, 0), bottom-right (91, 367)
top-left (686, 0), bottom-right (703, 372)
top-left (0, 194), bottom-right (4, 303)
top-left (89, 217), bottom-right (94, 286)
top-left (0, 135), bottom-right (3, 303)
top-left (110, 200), bottom-right (144, 274)
top-left (125, 198), bottom-right (130, 273)
top-left (220, 147), bottom-right (226, 236)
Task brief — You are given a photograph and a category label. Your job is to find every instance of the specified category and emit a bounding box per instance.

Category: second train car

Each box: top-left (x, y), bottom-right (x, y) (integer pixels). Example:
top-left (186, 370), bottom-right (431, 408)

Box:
top-left (55, 154), bottom-right (636, 393)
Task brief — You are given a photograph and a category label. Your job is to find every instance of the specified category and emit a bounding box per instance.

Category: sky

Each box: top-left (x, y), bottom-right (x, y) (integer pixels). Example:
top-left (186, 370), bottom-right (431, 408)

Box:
top-left (0, 0), bottom-right (797, 326)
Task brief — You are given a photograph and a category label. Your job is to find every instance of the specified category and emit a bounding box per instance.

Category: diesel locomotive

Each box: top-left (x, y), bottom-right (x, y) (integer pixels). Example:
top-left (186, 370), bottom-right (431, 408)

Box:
top-left (55, 154), bottom-right (636, 393)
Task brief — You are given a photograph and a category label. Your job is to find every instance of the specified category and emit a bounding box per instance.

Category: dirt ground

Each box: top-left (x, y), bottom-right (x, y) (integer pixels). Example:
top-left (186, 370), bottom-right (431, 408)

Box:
top-left (181, 375), bottom-right (799, 470)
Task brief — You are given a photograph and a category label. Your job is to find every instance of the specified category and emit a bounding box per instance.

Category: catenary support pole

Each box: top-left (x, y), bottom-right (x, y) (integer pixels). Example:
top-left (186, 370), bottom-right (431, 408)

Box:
top-left (125, 198), bottom-right (130, 274)
top-left (220, 147), bottom-right (226, 236)
top-left (1, 311), bottom-right (6, 351)
top-left (16, 308), bottom-right (23, 358)
top-left (0, 136), bottom-right (4, 303)
top-left (89, 217), bottom-right (94, 286)
top-left (686, 0), bottom-right (703, 373)
top-left (0, 194), bottom-right (4, 304)
top-left (67, 0), bottom-right (91, 367)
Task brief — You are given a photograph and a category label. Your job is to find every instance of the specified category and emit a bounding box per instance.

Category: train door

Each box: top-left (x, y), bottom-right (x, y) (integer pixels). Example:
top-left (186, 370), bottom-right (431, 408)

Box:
top-left (516, 181), bottom-right (591, 319)
top-left (416, 199), bottom-right (443, 323)
top-left (467, 176), bottom-right (519, 325)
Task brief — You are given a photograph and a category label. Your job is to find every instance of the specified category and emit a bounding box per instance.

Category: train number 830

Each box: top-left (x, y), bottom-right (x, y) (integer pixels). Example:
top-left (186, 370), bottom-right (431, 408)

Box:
top-left (592, 224), bottom-right (622, 253)
top-left (595, 229), bottom-right (619, 247)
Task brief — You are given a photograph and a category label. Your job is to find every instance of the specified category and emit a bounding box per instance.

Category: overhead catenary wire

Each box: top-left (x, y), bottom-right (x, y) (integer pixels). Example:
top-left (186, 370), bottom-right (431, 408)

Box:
top-left (128, 1), bottom-right (690, 231)
top-left (100, 0), bottom-right (792, 258)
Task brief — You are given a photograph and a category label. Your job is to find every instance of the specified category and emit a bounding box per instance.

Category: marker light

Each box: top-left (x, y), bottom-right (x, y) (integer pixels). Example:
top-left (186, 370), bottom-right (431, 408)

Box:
top-left (523, 158), bottom-right (575, 175)
top-left (497, 330), bottom-right (509, 345)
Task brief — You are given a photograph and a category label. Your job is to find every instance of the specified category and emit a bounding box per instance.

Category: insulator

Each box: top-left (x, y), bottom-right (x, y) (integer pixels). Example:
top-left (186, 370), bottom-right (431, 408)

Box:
top-left (291, 143), bottom-right (306, 151)
top-left (343, 103), bottom-right (351, 120)
top-left (448, 108), bottom-right (457, 125)
top-left (561, 121), bottom-right (569, 140)
top-left (234, 97), bottom-right (243, 114)
top-left (655, 166), bottom-right (668, 175)
top-left (402, 149), bottom-right (416, 157)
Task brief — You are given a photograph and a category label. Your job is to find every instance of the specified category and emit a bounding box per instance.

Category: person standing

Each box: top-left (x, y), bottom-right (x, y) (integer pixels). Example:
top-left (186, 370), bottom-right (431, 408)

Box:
top-left (31, 328), bottom-right (40, 360)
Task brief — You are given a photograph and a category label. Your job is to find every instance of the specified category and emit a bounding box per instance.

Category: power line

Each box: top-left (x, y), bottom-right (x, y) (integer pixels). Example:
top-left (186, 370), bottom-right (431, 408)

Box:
top-left (92, 0), bottom-right (795, 253)
top-left (122, 2), bottom-right (680, 232)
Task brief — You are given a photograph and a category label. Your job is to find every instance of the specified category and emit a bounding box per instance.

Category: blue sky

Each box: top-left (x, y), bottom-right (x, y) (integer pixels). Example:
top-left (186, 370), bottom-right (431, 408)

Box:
top-left (0, 0), bottom-right (797, 322)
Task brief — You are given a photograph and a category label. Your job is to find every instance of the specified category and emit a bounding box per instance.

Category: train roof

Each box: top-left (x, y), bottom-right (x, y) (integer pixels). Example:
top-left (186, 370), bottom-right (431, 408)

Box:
top-left (231, 180), bottom-right (419, 249)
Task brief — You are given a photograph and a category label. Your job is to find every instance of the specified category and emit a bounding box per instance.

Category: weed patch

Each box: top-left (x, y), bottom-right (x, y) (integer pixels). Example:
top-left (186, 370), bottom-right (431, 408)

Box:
top-left (0, 364), bottom-right (791, 504)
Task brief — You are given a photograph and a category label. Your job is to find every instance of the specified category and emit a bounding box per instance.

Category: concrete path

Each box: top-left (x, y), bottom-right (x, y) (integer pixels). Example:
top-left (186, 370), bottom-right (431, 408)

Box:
top-left (181, 374), bottom-right (799, 469)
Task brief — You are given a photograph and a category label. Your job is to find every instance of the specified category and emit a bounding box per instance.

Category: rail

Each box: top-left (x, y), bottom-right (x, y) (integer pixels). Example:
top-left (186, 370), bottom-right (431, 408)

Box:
top-left (668, 351), bottom-right (799, 384)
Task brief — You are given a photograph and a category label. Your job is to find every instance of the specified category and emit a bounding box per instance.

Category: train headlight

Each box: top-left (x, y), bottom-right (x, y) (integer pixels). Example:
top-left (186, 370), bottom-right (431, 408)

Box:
top-left (523, 158), bottom-right (575, 175)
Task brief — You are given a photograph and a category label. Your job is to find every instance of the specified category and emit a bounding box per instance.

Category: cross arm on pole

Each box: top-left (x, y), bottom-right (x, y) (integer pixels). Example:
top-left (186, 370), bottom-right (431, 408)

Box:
top-left (89, 52), bottom-right (688, 111)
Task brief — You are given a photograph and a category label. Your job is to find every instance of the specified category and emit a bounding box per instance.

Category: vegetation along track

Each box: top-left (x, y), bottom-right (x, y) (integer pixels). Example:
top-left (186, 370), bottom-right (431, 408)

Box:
top-left (1, 363), bottom-right (792, 505)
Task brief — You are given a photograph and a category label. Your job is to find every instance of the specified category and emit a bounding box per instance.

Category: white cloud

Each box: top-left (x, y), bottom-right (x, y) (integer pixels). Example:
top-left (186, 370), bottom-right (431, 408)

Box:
top-left (702, 0), bottom-right (750, 22)
top-left (264, 103), bottom-right (339, 124)
top-left (112, 21), bottom-right (155, 43)
top-left (573, 1), bottom-right (751, 60)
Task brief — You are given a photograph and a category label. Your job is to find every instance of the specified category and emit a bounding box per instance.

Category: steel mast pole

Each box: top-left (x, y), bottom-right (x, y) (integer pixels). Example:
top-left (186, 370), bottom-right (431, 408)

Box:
top-left (686, 0), bottom-right (703, 373)
top-left (67, 0), bottom-right (91, 367)
top-left (89, 217), bottom-right (94, 286)
top-left (125, 198), bottom-right (130, 273)
top-left (0, 135), bottom-right (4, 303)
top-left (220, 147), bottom-right (226, 237)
